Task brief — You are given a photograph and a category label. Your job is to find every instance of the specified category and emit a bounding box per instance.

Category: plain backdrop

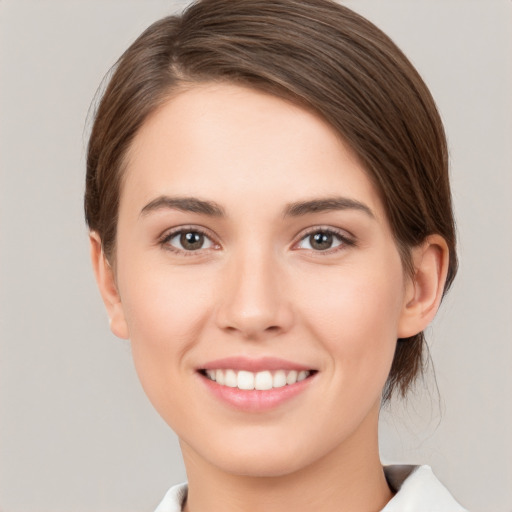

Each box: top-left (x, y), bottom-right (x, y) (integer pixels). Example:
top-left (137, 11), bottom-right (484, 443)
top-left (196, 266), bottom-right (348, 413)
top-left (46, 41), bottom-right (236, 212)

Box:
top-left (1, 1), bottom-right (511, 511)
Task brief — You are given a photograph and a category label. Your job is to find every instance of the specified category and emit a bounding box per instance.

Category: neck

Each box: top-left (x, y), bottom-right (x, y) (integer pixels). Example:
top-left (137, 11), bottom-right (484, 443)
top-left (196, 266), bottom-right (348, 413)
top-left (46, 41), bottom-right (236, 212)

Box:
top-left (181, 404), bottom-right (392, 512)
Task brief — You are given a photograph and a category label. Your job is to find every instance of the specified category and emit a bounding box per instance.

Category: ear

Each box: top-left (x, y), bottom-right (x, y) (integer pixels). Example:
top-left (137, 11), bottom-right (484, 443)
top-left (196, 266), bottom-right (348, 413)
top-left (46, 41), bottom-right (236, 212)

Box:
top-left (398, 235), bottom-right (450, 338)
top-left (89, 232), bottom-right (129, 339)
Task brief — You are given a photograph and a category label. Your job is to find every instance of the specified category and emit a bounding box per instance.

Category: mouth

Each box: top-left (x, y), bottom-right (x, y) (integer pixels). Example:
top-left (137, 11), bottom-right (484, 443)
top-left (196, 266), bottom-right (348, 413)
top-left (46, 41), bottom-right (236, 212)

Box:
top-left (198, 368), bottom-right (315, 390)
top-left (196, 357), bottom-right (318, 411)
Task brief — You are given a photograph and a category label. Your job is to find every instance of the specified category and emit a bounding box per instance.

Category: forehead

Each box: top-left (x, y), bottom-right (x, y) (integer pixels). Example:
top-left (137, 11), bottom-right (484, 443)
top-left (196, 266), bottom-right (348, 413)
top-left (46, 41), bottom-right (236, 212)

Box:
top-left (121, 83), bottom-right (386, 222)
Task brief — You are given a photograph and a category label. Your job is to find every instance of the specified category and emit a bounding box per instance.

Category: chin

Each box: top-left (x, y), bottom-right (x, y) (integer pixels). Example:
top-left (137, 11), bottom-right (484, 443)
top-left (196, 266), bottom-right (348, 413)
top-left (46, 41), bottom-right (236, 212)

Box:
top-left (211, 448), bottom-right (309, 478)
top-left (181, 428), bottom-right (328, 479)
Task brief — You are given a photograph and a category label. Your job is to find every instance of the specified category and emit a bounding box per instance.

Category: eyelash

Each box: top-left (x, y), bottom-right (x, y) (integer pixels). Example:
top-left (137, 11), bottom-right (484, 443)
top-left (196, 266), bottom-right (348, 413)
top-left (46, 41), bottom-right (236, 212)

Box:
top-left (159, 226), bottom-right (219, 256)
top-left (158, 226), bottom-right (355, 255)
top-left (293, 227), bottom-right (356, 254)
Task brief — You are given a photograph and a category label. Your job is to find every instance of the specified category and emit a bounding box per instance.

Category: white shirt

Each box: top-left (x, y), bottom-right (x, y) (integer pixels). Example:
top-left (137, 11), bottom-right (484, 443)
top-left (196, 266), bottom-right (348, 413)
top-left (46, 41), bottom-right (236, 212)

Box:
top-left (154, 465), bottom-right (468, 512)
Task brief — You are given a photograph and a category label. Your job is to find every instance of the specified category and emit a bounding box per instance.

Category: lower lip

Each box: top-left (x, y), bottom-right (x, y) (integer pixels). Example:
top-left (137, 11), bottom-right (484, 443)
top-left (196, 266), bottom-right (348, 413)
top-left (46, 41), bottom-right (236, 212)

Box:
top-left (199, 373), bottom-right (315, 412)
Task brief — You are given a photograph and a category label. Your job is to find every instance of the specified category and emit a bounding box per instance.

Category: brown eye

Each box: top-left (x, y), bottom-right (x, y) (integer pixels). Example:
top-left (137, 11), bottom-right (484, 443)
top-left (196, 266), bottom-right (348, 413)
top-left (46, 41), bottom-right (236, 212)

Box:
top-left (180, 231), bottom-right (204, 250)
top-left (309, 232), bottom-right (334, 250)
top-left (165, 230), bottom-right (214, 252)
top-left (296, 229), bottom-right (350, 252)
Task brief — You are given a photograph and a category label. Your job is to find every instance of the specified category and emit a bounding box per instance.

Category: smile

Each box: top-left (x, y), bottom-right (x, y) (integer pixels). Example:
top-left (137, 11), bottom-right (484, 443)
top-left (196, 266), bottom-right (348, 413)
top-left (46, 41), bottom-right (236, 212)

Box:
top-left (201, 369), bottom-right (312, 390)
top-left (198, 357), bottom-right (317, 411)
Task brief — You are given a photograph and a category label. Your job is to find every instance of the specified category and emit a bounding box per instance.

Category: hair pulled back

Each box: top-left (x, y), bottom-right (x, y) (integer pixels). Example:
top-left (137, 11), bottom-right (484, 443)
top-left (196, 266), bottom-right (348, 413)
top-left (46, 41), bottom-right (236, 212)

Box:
top-left (85, 0), bottom-right (457, 401)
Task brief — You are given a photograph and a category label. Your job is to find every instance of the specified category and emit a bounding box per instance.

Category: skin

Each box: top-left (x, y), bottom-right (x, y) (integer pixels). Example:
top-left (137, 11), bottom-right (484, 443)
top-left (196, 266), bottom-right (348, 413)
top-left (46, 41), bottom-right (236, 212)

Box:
top-left (91, 83), bottom-right (449, 512)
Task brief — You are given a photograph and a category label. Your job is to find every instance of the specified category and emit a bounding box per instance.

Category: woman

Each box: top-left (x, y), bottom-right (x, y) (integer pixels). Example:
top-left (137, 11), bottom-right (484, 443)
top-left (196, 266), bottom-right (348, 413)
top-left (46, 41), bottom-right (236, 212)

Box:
top-left (85, 0), bottom-right (466, 510)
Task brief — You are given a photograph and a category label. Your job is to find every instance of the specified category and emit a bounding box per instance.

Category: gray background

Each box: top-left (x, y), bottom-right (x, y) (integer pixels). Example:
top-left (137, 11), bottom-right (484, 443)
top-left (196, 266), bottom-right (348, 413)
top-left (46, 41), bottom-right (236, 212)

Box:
top-left (1, 1), bottom-right (510, 511)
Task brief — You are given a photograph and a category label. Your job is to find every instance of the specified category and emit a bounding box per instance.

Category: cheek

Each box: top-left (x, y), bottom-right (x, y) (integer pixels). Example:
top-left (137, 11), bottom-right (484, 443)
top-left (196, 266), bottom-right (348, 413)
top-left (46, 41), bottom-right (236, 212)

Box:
top-left (117, 261), bottom-right (215, 404)
top-left (296, 258), bottom-right (405, 384)
top-left (124, 271), bottom-right (210, 342)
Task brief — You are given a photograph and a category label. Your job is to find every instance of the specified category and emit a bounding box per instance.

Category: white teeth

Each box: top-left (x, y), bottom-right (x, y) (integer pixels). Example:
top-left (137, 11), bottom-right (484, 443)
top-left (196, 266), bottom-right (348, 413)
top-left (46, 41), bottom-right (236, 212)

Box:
top-left (297, 370), bottom-right (308, 382)
top-left (254, 371), bottom-right (273, 390)
top-left (237, 370), bottom-right (255, 390)
top-left (204, 369), bottom-right (312, 389)
top-left (224, 369), bottom-right (237, 388)
top-left (273, 370), bottom-right (287, 388)
top-left (286, 370), bottom-right (298, 385)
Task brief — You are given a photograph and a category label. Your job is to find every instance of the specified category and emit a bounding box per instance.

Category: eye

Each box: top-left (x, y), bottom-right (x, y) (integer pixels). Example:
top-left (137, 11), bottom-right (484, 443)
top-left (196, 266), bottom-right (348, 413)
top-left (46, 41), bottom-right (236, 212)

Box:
top-left (162, 229), bottom-right (216, 252)
top-left (295, 229), bottom-right (352, 252)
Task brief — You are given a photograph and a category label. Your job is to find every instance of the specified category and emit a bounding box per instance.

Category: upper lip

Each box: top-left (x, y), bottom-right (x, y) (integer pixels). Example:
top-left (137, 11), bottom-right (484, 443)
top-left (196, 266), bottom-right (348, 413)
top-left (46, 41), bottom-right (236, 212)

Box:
top-left (199, 356), bottom-right (314, 372)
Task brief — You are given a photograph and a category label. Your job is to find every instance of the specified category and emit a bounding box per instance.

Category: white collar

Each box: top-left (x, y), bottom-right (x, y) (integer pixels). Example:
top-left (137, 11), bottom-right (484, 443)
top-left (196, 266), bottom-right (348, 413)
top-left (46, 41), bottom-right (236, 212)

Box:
top-left (382, 465), bottom-right (467, 511)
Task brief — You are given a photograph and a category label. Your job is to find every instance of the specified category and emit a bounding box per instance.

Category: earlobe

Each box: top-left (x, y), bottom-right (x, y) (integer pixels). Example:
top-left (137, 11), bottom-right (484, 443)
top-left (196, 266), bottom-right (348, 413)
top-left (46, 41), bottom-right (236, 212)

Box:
top-left (89, 232), bottom-right (129, 339)
top-left (397, 235), bottom-right (449, 338)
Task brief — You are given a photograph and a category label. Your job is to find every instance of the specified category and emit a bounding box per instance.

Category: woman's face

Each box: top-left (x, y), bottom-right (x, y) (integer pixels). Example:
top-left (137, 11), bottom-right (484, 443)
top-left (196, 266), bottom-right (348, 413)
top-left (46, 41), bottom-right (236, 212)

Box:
top-left (110, 83), bottom-right (412, 476)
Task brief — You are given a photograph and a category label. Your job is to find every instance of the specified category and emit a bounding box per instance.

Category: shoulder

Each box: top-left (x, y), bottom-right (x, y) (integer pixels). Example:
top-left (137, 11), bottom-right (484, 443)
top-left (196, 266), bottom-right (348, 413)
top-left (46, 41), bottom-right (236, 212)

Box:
top-left (382, 465), bottom-right (468, 512)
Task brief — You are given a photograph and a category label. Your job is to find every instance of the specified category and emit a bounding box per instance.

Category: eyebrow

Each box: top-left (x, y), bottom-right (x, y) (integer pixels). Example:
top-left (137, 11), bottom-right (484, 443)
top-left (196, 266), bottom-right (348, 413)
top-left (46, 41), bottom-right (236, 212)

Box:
top-left (283, 197), bottom-right (374, 218)
top-left (140, 196), bottom-right (226, 217)
top-left (139, 195), bottom-right (374, 219)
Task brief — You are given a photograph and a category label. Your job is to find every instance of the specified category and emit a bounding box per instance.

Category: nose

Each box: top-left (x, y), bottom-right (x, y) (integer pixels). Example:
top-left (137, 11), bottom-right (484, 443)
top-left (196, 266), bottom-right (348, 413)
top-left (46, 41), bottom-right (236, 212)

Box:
top-left (215, 246), bottom-right (294, 340)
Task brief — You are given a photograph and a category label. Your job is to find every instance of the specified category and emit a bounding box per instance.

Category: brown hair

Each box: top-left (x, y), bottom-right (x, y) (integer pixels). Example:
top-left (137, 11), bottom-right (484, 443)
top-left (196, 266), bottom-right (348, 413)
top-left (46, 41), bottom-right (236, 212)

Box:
top-left (85, 0), bottom-right (457, 401)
